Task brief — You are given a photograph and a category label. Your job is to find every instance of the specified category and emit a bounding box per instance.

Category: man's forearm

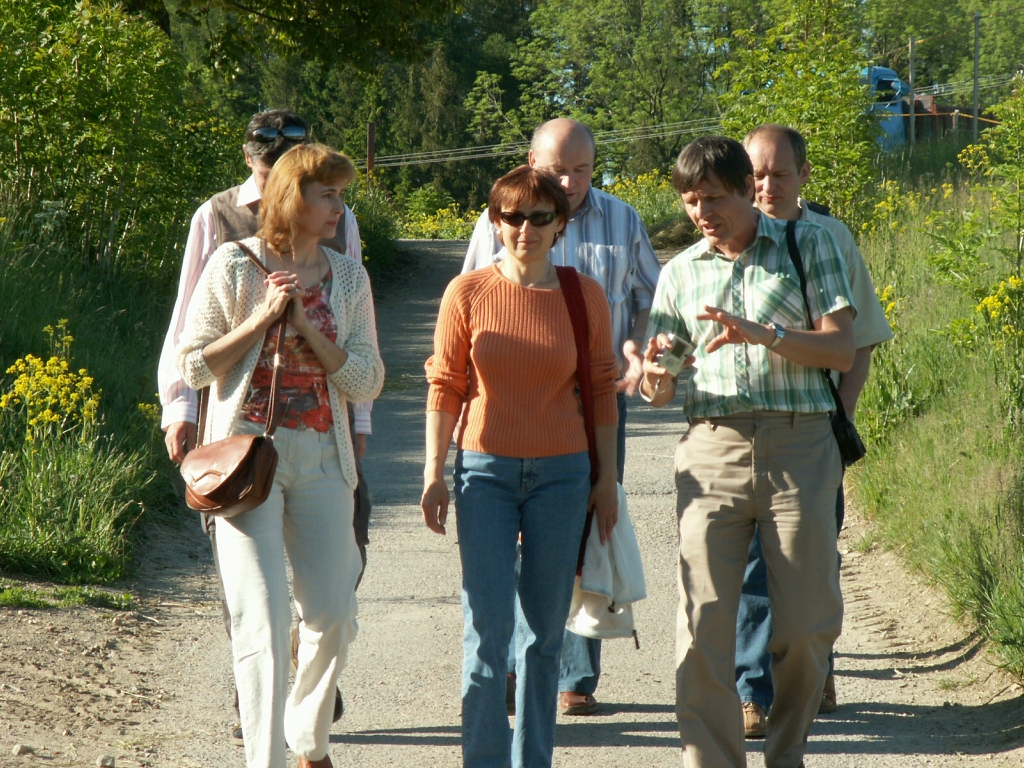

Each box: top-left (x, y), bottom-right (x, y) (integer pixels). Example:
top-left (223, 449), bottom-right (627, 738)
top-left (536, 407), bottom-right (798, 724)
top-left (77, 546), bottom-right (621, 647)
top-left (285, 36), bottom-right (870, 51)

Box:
top-left (837, 345), bottom-right (874, 419)
top-left (629, 308), bottom-right (651, 346)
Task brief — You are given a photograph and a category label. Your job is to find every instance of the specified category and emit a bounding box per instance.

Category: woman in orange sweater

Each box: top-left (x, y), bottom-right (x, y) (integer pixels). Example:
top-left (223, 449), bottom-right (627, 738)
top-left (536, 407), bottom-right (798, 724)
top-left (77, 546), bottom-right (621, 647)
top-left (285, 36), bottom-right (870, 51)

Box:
top-left (421, 165), bottom-right (619, 768)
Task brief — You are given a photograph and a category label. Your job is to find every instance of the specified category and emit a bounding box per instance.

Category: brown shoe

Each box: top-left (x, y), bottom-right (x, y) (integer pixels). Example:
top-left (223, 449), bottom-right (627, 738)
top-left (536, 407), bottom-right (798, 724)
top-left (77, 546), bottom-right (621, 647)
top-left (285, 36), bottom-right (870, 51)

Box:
top-left (298, 756), bottom-right (332, 768)
top-left (818, 673), bottom-right (838, 714)
top-left (559, 691), bottom-right (598, 715)
top-left (742, 701), bottom-right (767, 739)
top-left (506, 673), bottom-right (517, 715)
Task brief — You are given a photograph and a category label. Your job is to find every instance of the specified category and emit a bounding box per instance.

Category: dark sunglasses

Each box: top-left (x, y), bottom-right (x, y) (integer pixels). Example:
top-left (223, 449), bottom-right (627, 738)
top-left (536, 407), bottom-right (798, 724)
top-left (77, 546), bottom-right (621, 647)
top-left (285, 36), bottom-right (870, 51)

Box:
top-left (499, 210), bottom-right (559, 227)
top-left (248, 125), bottom-right (308, 143)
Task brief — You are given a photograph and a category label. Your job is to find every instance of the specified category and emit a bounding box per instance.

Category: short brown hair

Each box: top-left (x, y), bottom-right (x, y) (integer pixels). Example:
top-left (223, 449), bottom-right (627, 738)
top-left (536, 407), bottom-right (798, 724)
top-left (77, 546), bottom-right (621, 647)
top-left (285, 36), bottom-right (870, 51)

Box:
top-left (258, 144), bottom-right (356, 255)
top-left (487, 165), bottom-right (571, 228)
top-left (672, 136), bottom-right (752, 197)
top-left (743, 124), bottom-right (808, 170)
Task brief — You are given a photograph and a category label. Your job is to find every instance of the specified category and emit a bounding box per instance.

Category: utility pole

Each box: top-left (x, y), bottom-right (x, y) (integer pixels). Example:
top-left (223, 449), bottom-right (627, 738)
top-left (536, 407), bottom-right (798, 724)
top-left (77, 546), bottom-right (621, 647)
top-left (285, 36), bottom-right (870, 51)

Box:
top-left (974, 11), bottom-right (981, 142)
top-left (366, 121), bottom-right (376, 177)
top-left (908, 36), bottom-right (916, 154)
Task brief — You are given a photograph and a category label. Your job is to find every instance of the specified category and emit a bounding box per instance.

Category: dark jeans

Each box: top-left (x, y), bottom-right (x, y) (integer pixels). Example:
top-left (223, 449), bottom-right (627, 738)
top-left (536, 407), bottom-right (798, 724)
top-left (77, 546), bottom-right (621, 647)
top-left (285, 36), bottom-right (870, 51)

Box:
top-left (734, 483), bottom-right (845, 710)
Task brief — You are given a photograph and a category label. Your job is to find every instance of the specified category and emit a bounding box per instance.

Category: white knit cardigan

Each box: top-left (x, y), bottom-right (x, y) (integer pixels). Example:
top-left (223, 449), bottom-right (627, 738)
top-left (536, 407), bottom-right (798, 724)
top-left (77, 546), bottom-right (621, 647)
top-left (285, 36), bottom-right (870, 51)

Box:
top-left (176, 237), bottom-right (385, 489)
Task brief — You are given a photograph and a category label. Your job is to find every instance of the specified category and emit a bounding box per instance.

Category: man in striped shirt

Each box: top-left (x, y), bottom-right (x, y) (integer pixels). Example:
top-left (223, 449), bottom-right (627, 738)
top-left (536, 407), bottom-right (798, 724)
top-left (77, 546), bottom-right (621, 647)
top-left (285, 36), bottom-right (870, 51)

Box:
top-left (463, 117), bottom-right (662, 715)
top-left (641, 136), bottom-right (855, 768)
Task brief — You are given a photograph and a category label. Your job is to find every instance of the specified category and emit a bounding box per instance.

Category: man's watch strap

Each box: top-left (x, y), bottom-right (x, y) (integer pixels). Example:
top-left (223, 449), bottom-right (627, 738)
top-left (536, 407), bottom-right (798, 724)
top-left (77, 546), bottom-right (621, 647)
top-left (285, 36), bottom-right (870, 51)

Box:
top-left (768, 323), bottom-right (786, 350)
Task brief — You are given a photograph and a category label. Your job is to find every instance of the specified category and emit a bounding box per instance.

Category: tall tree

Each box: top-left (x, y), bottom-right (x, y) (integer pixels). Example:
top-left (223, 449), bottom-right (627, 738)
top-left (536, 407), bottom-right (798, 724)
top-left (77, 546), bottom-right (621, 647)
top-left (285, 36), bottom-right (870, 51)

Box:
top-left (718, 0), bottom-right (876, 226)
top-left (176, 0), bottom-right (459, 69)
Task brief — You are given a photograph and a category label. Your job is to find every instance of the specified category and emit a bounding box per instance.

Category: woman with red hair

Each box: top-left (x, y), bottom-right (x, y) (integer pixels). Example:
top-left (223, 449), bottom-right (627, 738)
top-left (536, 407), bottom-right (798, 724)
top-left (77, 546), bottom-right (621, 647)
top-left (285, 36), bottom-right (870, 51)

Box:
top-left (178, 143), bottom-right (383, 768)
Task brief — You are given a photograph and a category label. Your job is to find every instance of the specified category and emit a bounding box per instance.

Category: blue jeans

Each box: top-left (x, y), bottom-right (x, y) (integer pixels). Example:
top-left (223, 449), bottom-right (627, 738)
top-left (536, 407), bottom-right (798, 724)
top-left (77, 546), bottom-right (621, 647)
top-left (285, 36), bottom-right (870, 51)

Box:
top-left (513, 393), bottom-right (627, 695)
top-left (455, 449), bottom-right (590, 768)
top-left (735, 483), bottom-right (845, 710)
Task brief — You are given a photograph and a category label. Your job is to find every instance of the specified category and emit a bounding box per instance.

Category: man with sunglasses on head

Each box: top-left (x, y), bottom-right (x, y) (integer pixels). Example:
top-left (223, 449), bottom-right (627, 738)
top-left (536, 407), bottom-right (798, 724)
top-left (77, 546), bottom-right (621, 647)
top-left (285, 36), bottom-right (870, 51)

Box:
top-left (462, 117), bottom-right (662, 716)
top-left (157, 109), bottom-right (369, 745)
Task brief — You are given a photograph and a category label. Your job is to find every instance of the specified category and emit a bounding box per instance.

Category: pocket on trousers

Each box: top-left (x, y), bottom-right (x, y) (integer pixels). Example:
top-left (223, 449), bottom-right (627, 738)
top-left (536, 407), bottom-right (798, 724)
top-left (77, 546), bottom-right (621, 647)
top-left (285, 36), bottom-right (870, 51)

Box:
top-left (320, 443), bottom-right (343, 478)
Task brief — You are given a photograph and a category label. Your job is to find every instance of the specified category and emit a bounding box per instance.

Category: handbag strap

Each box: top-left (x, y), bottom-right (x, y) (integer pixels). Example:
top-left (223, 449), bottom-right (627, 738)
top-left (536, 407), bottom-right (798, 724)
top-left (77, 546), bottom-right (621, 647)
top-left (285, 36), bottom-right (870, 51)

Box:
top-left (555, 266), bottom-right (599, 482)
top-left (783, 220), bottom-right (848, 420)
top-left (555, 265), bottom-right (599, 575)
top-left (194, 241), bottom-right (288, 448)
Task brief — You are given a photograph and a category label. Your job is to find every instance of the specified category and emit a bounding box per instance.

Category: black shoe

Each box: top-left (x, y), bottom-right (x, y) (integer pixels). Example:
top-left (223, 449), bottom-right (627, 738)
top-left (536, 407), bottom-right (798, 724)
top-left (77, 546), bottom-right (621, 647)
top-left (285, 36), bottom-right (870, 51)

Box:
top-left (333, 688), bottom-right (344, 722)
top-left (231, 724), bottom-right (244, 747)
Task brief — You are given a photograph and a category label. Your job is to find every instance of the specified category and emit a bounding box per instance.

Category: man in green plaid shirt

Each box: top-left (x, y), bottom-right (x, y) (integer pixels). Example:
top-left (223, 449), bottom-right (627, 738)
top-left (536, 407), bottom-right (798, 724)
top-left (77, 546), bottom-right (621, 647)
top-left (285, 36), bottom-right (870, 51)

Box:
top-left (640, 136), bottom-right (855, 768)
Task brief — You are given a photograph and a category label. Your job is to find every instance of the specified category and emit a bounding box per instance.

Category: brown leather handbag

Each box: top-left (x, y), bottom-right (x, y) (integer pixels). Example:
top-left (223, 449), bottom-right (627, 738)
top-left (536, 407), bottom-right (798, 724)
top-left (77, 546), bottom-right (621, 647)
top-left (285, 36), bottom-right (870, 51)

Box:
top-left (180, 242), bottom-right (286, 518)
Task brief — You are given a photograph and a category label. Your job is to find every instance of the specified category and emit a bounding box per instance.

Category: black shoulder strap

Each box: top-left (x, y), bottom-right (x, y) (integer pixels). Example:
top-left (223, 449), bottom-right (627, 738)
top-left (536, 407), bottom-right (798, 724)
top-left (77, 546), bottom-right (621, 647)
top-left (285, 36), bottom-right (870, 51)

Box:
top-left (804, 200), bottom-right (831, 217)
top-left (783, 221), bottom-right (848, 419)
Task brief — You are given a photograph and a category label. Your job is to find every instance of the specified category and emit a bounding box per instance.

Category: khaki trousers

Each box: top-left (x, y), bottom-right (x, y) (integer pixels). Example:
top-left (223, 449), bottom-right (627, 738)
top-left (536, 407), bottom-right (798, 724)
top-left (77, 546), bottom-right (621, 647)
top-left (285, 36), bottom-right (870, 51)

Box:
top-left (216, 425), bottom-right (362, 768)
top-left (674, 412), bottom-right (843, 768)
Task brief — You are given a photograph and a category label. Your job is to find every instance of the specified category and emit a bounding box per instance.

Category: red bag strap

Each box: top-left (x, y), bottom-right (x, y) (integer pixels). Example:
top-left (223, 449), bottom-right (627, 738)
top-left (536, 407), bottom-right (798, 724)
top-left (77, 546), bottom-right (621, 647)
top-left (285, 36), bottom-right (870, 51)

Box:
top-left (194, 241), bottom-right (287, 447)
top-left (555, 266), bottom-right (599, 482)
top-left (555, 266), bottom-right (599, 574)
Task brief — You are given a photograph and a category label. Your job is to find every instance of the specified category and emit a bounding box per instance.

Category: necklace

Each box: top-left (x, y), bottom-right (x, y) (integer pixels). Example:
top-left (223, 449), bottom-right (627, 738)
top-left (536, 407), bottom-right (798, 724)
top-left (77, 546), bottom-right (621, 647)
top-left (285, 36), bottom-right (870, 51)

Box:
top-left (503, 260), bottom-right (555, 288)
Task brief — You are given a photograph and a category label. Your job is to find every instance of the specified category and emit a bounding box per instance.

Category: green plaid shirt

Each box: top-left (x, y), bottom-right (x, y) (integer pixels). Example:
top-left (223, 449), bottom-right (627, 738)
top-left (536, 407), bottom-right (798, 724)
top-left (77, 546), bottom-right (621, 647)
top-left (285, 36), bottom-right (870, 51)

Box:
top-left (647, 211), bottom-right (855, 418)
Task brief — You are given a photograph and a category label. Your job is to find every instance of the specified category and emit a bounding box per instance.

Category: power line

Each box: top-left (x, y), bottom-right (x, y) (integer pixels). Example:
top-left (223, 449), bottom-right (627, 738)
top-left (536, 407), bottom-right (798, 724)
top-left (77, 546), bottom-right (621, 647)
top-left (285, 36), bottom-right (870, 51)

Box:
top-left (357, 70), bottom-right (1021, 170)
top-left (916, 72), bottom-right (1019, 97)
top-left (357, 117), bottom-right (723, 169)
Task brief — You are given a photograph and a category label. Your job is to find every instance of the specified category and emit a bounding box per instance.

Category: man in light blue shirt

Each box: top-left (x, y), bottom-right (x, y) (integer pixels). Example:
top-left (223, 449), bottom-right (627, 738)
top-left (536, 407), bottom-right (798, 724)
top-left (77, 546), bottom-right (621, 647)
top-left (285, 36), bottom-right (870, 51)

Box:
top-left (463, 117), bottom-right (662, 714)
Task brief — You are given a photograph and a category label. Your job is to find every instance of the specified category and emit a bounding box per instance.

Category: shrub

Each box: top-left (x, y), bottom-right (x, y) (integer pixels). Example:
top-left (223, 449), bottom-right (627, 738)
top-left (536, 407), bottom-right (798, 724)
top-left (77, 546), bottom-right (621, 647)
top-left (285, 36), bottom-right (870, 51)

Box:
top-left (348, 176), bottom-right (402, 279)
top-left (0, 0), bottom-right (238, 274)
top-left (0, 323), bottom-right (153, 583)
top-left (603, 171), bottom-right (679, 231)
top-left (401, 203), bottom-right (481, 240)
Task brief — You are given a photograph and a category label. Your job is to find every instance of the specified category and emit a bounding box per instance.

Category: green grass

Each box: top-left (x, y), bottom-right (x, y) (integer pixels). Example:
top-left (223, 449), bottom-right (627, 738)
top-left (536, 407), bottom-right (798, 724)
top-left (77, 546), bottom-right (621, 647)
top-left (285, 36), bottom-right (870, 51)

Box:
top-left (851, 139), bottom-right (1024, 676)
top-left (0, 579), bottom-right (134, 610)
top-left (0, 189), bottom-right (181, 584)
top-left (0, 431), bottom-right (154, 583)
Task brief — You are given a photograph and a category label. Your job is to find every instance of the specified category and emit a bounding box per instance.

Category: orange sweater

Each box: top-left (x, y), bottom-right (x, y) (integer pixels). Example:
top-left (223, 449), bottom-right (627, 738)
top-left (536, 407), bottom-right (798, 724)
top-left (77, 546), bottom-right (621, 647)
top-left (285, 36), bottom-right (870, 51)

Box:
top-left (426, 264), bottom-right (619, 458)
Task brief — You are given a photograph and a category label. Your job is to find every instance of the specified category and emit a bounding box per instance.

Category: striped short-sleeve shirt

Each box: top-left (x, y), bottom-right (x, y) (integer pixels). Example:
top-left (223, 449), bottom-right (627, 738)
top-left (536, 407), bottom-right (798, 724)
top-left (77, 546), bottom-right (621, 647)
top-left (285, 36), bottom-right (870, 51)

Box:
top-left (646, 211), bottom-right (855, 418)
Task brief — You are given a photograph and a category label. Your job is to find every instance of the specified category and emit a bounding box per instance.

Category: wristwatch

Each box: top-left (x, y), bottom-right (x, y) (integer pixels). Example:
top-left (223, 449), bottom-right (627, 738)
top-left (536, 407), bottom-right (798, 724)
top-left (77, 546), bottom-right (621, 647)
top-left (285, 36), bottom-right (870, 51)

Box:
top-left (767, 323), bottom-right (786, 350)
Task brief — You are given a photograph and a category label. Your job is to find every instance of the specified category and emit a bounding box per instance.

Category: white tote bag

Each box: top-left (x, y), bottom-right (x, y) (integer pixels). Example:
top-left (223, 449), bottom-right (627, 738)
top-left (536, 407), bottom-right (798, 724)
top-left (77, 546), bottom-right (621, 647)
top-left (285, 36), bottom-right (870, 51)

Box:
top-left (565, 484), bottom-right (647, 641)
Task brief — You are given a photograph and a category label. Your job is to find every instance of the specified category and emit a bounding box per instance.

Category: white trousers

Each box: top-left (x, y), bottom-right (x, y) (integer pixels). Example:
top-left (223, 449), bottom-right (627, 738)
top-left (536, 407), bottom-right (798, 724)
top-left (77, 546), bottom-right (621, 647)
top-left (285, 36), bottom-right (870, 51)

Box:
top-left (215, 424), bottom-right (361, 768)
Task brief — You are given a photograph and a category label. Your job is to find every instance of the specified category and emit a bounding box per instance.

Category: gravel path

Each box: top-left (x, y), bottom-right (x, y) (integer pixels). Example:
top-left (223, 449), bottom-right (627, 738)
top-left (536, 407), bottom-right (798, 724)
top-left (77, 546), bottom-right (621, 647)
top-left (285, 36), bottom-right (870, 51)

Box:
top-left (3, 240), bottom-right (1024, 768)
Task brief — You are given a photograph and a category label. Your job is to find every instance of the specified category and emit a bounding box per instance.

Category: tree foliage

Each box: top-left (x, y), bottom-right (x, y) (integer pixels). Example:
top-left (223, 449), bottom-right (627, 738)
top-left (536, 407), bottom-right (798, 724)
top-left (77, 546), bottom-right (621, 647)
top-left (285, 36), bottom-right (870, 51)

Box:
top-left (718, 0), bottom-right (877, 227)
top-left (0, 0), bottom-right (238, 272)
top-left (175, 0), bottom-right (457, 71)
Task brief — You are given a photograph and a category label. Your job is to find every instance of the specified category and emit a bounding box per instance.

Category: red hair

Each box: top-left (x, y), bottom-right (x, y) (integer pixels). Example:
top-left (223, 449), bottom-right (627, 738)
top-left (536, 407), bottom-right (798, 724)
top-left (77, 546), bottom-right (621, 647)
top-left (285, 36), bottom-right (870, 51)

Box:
top-left (258, 143), bottom-right (356, 254)
top-left (487, 165), bottom-right (570, 230)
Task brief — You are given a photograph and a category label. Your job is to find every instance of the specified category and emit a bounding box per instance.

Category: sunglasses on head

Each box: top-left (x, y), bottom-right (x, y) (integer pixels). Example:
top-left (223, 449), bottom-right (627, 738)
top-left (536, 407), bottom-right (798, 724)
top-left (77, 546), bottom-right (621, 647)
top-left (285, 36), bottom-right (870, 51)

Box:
top-left (499, 210), bottom-right (559, 227)
top-left (248, 125), bottom-right (308, 143)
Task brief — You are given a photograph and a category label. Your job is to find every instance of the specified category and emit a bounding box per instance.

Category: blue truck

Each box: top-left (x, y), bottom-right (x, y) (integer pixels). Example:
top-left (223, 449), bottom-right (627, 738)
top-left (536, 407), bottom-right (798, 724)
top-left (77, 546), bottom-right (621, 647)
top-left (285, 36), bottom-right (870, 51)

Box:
top-left (862, 66), bottom-right (910, 149)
